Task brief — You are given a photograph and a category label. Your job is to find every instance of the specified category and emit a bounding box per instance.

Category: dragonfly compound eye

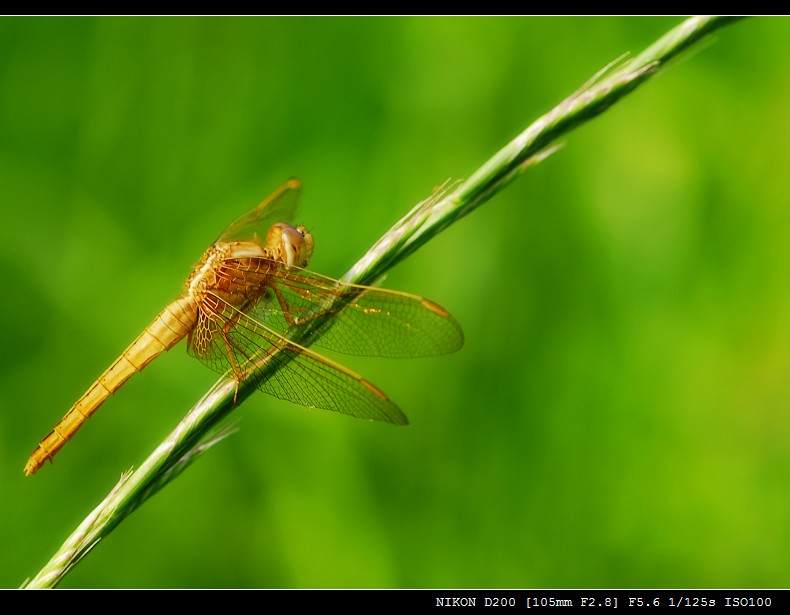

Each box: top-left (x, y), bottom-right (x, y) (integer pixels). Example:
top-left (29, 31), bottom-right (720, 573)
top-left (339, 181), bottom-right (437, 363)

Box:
top-left (277, 224), bottom-right (313, 268)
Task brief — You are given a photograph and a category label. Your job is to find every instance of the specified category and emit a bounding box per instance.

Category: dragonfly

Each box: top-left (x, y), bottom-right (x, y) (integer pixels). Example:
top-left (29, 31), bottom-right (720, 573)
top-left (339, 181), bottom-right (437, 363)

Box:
top-left (25, 179), bottom-right (464, 476)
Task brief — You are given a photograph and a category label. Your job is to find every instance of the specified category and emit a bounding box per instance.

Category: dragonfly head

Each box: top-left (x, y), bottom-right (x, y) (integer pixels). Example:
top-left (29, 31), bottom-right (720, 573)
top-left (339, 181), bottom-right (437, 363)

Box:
top-left (267, 223), bottom-right (314, 268)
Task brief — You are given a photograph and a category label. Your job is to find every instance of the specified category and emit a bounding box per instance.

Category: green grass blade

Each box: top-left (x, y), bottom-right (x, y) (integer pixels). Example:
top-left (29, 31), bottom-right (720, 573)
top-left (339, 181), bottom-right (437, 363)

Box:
top-left (22, 15), bottom-right (744, 589)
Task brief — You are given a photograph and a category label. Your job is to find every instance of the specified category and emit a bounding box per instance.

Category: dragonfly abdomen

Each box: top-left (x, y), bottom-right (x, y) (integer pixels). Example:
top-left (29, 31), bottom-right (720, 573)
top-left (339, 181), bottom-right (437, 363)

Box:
top-left (24, 297), bottom-right (198, 476)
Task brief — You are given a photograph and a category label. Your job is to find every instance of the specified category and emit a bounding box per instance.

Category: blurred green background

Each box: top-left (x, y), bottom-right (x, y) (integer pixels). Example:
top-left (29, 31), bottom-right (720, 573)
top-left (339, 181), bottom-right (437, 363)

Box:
top-left (1, 17), bottom-right (788, 588)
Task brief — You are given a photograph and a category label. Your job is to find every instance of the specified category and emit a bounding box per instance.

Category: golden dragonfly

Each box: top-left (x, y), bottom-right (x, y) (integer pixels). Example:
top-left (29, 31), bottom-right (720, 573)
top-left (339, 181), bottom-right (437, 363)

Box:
top-left (25, 179), bottom-right (463, 475)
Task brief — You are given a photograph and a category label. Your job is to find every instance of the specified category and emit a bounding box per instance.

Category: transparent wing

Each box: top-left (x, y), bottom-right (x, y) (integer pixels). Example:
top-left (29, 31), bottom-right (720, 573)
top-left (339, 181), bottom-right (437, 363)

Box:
top-left (217, 178), bottom-right (302, 243)
top-left (188, 293), bottom-right (408, 425)
top-left (241, 265), bottom-right (465, 358)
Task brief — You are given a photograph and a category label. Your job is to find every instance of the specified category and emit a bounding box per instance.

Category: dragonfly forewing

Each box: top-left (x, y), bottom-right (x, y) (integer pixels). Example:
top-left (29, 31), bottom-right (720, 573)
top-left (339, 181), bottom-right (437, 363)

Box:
top-left (244, 267), bottom-right (465, 359)
top-left (218, 178), bottom-right (302, 243)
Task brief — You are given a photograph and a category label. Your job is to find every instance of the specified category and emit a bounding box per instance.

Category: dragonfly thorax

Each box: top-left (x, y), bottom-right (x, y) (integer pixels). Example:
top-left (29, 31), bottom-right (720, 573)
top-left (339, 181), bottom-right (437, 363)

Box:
top-left (185, 223), bottom-right (313, 299)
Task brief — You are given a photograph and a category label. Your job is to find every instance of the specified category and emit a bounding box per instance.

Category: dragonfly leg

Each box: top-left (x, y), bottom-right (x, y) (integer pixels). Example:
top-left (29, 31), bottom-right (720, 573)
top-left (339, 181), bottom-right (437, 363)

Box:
top-left (220, 330), bottom-right (244, 380)
top-left (211, 294), bottom-right (261, 381)
top-left (272, 279), bottom-right (341, 327)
